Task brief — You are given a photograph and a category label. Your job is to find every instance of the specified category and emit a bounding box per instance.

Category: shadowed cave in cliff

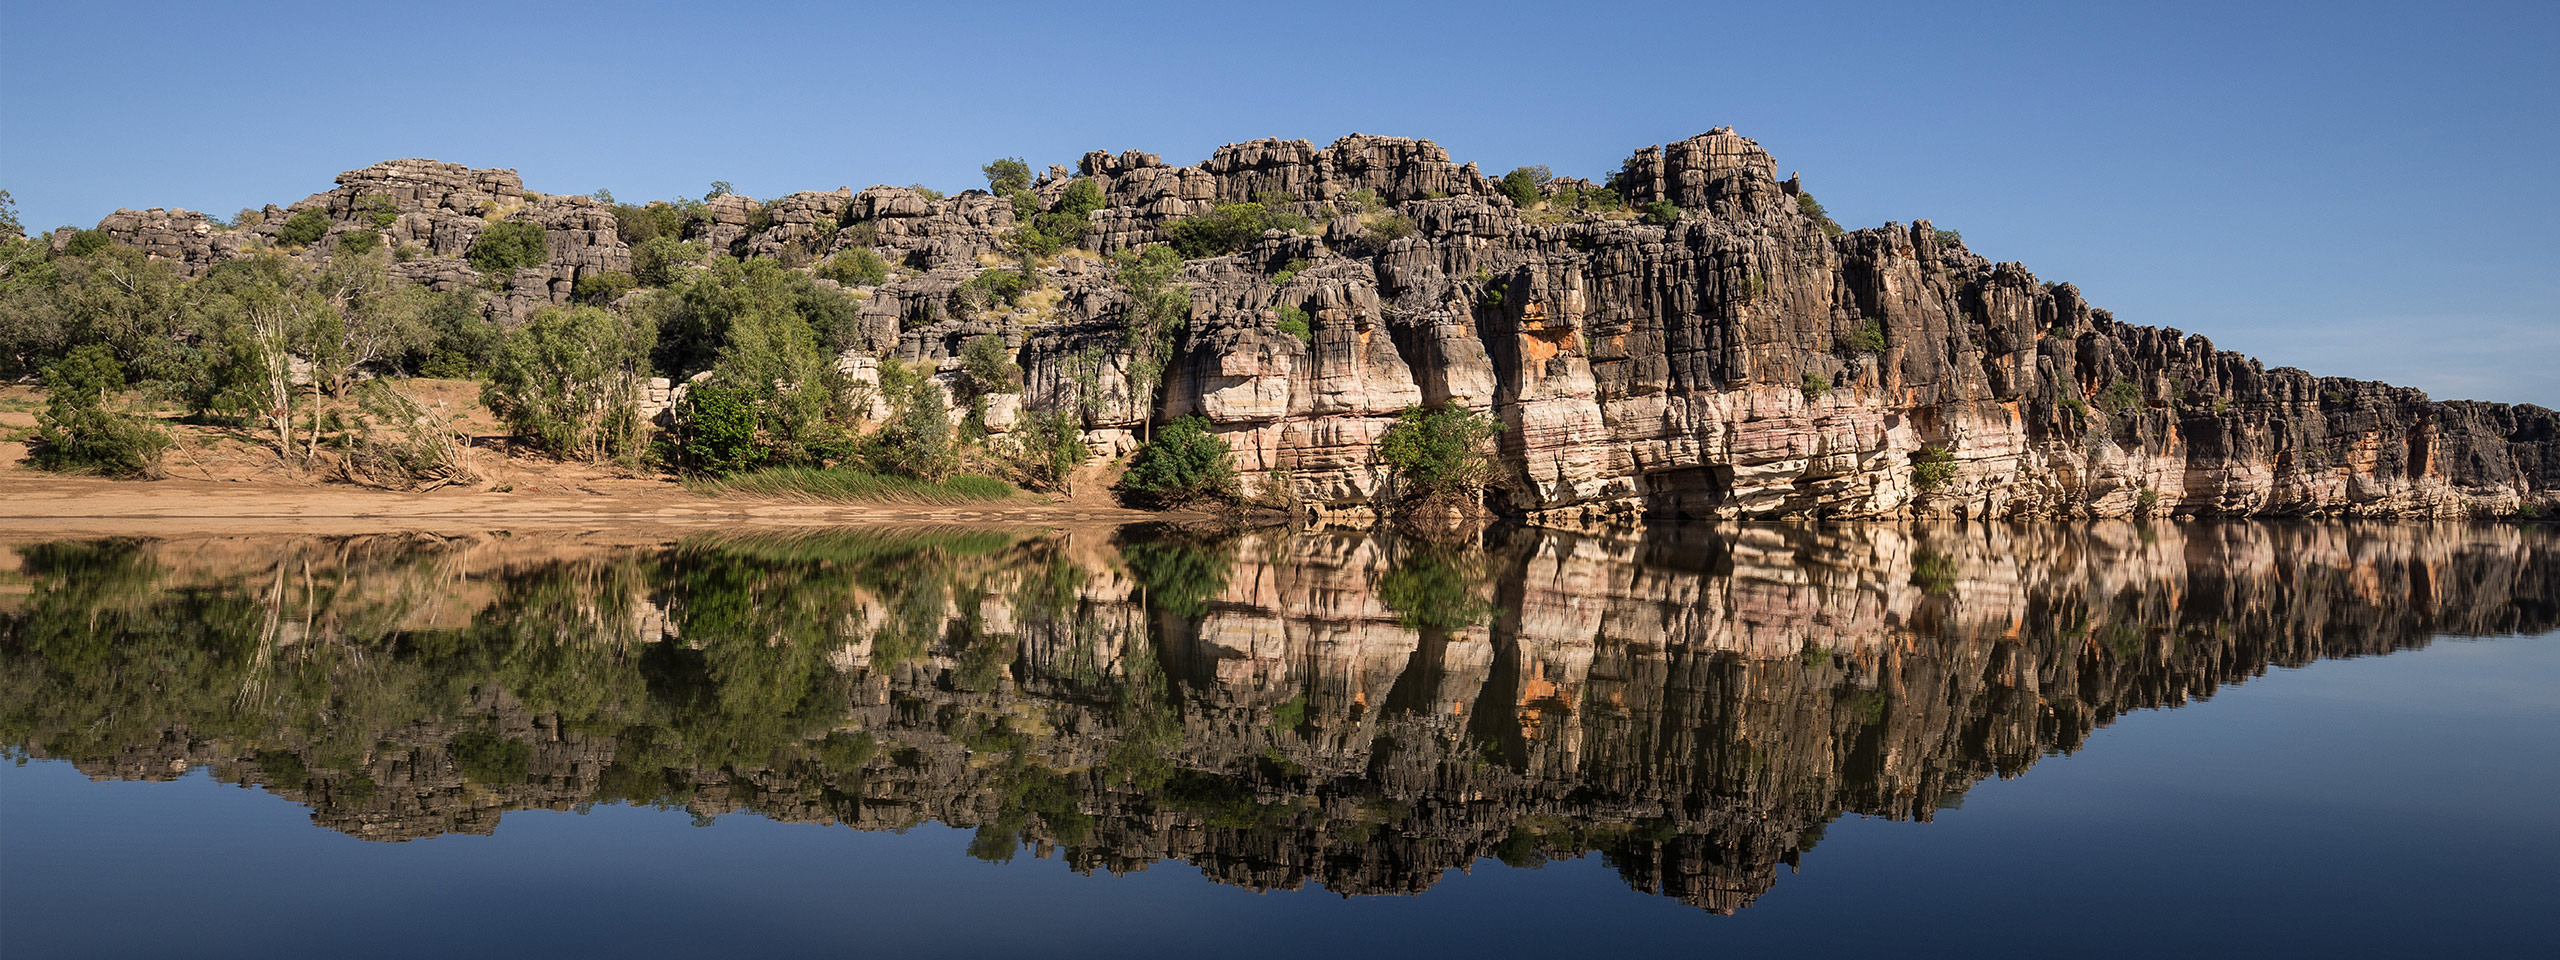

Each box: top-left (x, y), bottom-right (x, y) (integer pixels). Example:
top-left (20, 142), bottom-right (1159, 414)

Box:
top-left (3, 522), bottom-right (2554, 913)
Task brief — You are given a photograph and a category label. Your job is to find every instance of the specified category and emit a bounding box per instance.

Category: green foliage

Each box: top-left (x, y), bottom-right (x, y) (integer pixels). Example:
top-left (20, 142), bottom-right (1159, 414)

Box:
top-left (1362, 213), bottom-right (1415, 248)
top-left (1802, 371), bottom-right (1831, 400)
top-left (2102, 379), bottom-right (2143, 414)
top-left (1932, 227), bottom-right (1963, 246)
top-left (1165, 202), bottom-right (1311, 258)
top-left (355, 193), bottom-right (399, 230)
top-left (1, 241), bottom-right (196, 385)
top-left (449, 731), bottom-right (531, 785)
top-left (612, 200), bottom-right (700, 245)
top-left (2136, 488), bottom-right (2161, 515)
top-left (860, 358), bottom-right (958, 480)
top-left (61, 230), bottom-right (115, 257)
top-left (1269, 257), bottom-right (1308, 287)
top-left (0, 188), bottom-right (19, 238)
top-left (815, 246), bottom-right (888, 286)
top-left (648, 256), bottom-right (864, 378)
top-left (572, 270), bottom-right (637, 305)
top-left (955, 266), bottom-right (1031, 314)
top-left (691, 467), bottom-right (1014, 503)
top-left (1005, 408), bottom-right (1090, 492)
top-left (1640, 200), bottom-right (1680, 227)
top-left (1498, 166), bottom-right (1549, 208)
top-left (467, 220), bottom-right (549, 274)
top-left (982, 157), bottom-right (1032, 195)
top-left (956, 334), bottom-right (1022, 404)
top-left (1118, 532), bottom-right (1235, 616)
top-left (1377, 550), bottom-right (1494, 631)
top-left (629, 235), bottom-right (703, 287)
top-left (1114, 245), bottom-right (1190, 426)
top-left (1797, 192), bottom-right (1842, 236)
top-left (1837, 318), bottom-right (1886, 354)
top-left (1275, 304), bottom-right (1312, 342)
top-left (337, 229), bottom-right (381, 255)
top-left (407, 290), bottom-right (497, 378)
top-left (1375, 403), bottom-right (1501, 503)
top-left (1120, 416), bottom-right (1236, 507)
top-left (1910, 548), bottom-right (1958, 595)
top-left (276, 209), bottom-right (330, 246)
top-left (1912, 444), bottom-right (1957, 491)
top-left (31, 344), bottom-right (168, 476)
top-left (669, 382), bottom-right (766, 475)
top-left (481, 305), bottom-right (654, 461)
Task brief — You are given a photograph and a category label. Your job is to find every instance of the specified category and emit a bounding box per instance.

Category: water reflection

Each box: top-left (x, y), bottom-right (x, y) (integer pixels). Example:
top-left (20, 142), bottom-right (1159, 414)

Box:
top-left (3, 523), bottom-right (2552, 914)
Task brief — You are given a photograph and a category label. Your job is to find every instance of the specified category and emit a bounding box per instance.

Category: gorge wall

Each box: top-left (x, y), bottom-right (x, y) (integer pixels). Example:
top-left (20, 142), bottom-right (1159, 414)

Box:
top-left (78, 130), bottom-right (2560, 521)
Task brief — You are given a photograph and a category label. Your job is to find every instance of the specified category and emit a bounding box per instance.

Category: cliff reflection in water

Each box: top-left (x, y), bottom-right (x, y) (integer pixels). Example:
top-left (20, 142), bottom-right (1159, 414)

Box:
top-left (3, 523), bottom-right (2553, 914)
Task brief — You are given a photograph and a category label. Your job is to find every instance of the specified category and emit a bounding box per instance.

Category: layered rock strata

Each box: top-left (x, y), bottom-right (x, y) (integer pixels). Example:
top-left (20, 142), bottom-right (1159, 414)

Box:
top-left (77, 131), bottom-right (2560, 520)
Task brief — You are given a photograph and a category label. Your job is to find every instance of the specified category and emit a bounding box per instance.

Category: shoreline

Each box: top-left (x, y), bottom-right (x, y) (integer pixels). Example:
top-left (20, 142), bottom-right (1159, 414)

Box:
top-left (0, 474), bottom-right (1176, 540)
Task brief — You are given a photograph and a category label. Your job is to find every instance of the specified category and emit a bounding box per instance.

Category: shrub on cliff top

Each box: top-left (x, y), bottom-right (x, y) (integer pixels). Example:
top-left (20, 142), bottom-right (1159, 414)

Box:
top-left (1797, 192), bottom-right (1842, 236)
top-left (1498, 166), bottom-right (1549, 208)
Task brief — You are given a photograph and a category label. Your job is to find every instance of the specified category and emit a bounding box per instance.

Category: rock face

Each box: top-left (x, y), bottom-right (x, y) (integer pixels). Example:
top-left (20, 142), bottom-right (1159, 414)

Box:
top-left (84, 130), bottom-right (2559, 520)
top-left (7, 523), bottom-right (2556, 913)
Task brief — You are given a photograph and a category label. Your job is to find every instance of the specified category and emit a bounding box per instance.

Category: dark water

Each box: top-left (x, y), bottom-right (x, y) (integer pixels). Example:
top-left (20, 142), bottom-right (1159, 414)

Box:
top-left (3, 523), bottom-right (2554, 958)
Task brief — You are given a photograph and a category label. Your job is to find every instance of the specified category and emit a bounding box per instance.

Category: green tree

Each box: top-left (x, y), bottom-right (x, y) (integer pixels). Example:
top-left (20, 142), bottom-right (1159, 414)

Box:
top-left (194, 255), bottom-right (332, 462)
top-left (982, 157), bottom-right (1033, 195)
top-left (1005, 408), bottom-right (1089, 492)
top-left (1120, 416), bottom-right (1235, 507)
top-left (468, 220), bottom-right (549, 274)
top-left (276, 208), bottom-right (330, 246)
top-left (1113, 245), bottom-right (1189, 439)
top-left (815, 247), bottom-right (888, 286)
top-left (1498, 166), bottom-right (1549, 208)
top-left (481, 305), bottom-right (654, 461)
top-left (1375, 403), bottom-right (1502, 504)
top-left (30, 344), bottom-right (169, 476)
top-left (861, 358), bottom-right (957, 479)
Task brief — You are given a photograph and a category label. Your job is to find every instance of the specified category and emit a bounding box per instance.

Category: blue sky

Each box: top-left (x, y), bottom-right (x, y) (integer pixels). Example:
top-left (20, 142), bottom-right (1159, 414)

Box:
top-left (4, 0), bottom-right (2553, 406)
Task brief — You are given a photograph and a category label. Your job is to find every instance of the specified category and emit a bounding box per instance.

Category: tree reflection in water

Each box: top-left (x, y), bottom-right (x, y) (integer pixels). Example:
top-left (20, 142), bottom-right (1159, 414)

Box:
top-left (3, 522), bottom-right (2552, 913)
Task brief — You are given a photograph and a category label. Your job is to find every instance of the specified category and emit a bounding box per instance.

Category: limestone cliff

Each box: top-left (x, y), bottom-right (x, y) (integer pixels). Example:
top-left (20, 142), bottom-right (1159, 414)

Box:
top-left (79, 131), bottom-right (2560, 520)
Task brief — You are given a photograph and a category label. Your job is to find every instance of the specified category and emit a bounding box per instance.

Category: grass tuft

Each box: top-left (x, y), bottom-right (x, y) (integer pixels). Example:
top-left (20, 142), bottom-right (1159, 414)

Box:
top-left (689, 467), bottom-right (1018, 504)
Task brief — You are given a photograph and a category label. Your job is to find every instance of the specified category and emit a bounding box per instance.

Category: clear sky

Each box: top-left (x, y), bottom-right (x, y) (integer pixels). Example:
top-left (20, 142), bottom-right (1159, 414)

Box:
top-left (4, 0), bottom-right (2553, 407)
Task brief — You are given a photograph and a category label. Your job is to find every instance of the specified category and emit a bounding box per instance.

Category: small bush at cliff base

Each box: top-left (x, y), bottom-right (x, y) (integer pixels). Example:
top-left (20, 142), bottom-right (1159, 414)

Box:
top-left (1912, 444), bottom-right (1957, 491)
top-left (1376, 403), bottom-right (1501, 504)
top-left (1640, 201), bottom-right (1680, 227)
top-left (1005, 408), bottom-right (1090, 492)
top-left (338, 229), bottom-right (380, 255)
top-left (468, 220), bottom-right (549, 274)
top-left (1120, 416), bottom-right (1236, 507)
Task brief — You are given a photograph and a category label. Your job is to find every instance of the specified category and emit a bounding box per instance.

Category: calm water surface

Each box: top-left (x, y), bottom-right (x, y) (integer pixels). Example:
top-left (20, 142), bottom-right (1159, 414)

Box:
top-left (3, 522), bottom-right (2554, 958)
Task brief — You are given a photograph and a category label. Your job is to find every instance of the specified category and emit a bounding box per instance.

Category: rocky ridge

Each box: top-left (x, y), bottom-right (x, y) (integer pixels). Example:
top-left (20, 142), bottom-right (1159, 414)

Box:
top-left (74, 131), bottom-right (2560, 521)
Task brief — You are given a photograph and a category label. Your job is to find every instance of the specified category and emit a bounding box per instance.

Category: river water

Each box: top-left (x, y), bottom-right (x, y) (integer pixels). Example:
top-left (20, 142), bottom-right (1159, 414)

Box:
top-left (3, 522), bottom-right (2554, 957)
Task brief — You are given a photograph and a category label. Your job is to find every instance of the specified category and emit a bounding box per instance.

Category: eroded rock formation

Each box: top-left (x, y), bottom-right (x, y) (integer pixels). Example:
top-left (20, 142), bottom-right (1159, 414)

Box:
top-left (76, 129), bottom-right (2560, 520)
